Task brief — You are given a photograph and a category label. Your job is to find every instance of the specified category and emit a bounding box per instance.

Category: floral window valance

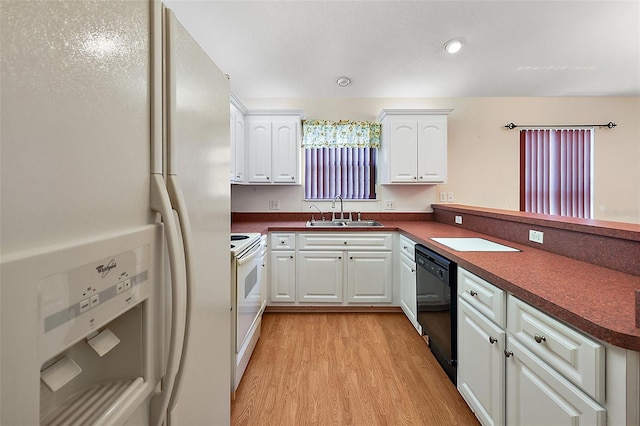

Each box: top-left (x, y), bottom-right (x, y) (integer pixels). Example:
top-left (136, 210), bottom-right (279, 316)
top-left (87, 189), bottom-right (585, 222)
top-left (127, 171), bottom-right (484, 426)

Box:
top-left (302, 119), bottom-right (381, 149)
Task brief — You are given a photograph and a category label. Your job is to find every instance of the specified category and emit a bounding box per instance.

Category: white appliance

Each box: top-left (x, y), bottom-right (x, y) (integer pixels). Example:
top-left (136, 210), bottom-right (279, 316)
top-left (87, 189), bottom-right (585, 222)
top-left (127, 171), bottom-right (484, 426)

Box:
top-left (1, 1), bottom-right (230, 425)
top-left (230, 233), bottom-right (264, 391)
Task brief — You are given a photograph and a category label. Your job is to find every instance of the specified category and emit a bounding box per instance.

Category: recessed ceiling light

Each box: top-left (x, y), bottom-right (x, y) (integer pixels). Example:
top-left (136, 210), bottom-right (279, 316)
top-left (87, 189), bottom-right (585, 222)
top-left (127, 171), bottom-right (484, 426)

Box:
top-left (443, 39), bottom-right (463, 54)
top-left (336, 76), bottom-right (351, 87)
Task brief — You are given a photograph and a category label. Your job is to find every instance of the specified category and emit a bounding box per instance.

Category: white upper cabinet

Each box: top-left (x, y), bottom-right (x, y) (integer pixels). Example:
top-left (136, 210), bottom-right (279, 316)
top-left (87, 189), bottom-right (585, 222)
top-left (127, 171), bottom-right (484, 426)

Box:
top-left (271, 121), bottom-right (299, 183)
top-left (246, 120), bottom-right (272, 183)
top-left (229, 97), bottom-right (246, 183)
top-left (245, 110), bottom-right (304, 184)
top-left (378, 109), bottom-right (452, 184)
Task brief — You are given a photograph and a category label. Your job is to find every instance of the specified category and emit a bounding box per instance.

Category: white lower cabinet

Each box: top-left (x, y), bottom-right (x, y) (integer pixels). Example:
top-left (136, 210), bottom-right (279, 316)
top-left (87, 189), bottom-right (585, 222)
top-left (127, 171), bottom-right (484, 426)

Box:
top-left (505, 336), bottom-right (606, 425)
top-left (347, 251), bottom-right (392, 303)
top-left (269, 232), bottom-right (393, 306)
top-left (398, 234), bottom-right (420, 333)
top-left (269, 250), bottom-right (295, 303)
top-left (297, 251), bottom-right (343, 303)
top-left (458, 299), bottom-right (505, 426)
top-left (399, 252), bottom-right (418, 327)
top-left (457, 267), bottom-right (606, 426)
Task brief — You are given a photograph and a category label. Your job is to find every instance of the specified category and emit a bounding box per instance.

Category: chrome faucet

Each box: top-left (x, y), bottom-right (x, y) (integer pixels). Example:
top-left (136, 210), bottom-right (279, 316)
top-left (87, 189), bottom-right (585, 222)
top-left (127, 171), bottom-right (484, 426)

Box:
top-left (309, 204), bottom-right (324, 221)
top-left (331, 195), bottom-right (345, 221)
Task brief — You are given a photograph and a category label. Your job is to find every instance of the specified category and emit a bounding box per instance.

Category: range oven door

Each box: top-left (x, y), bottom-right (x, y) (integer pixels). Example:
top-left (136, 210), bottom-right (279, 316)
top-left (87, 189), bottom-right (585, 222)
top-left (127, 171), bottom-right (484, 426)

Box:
top-left (235, 240), bottom-right (262, 353)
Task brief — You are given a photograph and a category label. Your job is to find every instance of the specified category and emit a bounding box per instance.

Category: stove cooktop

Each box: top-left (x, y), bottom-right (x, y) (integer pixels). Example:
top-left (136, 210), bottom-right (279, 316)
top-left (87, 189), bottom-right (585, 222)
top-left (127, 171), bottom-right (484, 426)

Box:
top-left (230, 233), bottom-right (261, 257)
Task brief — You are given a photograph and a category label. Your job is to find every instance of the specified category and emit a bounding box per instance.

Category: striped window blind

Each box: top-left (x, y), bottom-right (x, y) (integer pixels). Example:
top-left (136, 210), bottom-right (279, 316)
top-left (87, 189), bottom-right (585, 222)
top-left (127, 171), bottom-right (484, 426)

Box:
top-left (304, 147), bottom-right (377, 199)
top-left (520, 129), bottom-right (593, 218)
top-left (303, 120), bottom-right (379, 200)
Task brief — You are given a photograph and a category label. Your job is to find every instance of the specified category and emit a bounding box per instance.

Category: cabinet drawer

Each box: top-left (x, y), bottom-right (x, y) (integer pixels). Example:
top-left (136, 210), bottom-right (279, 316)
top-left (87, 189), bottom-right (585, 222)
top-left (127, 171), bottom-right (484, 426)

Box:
top-left (270, 233), bottom-right (296, 250)
top-left (507, 295), bottom-right (605, 403)
top-left (298, 233), bottom-right (392, 251)
top-left (458, 267), bottom-right (506, 328)
top-left (399, 234), bottom-right (416, 261)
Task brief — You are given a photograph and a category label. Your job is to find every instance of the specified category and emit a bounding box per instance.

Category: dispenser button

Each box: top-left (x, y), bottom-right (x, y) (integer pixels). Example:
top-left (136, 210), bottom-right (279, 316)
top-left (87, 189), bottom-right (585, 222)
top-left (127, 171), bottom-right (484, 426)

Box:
top-left (123, 279), bottom-right (131, 290)
top-left (90, 294), bottom-right (100, 308)
top-left (79, 298), bottom-right (90, 313)
top-left (116, 282), bottom-right (124, 293)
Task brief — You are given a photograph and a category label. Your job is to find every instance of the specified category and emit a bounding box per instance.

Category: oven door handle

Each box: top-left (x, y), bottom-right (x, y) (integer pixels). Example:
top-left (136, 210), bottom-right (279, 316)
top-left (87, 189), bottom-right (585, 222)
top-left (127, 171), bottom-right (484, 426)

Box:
top-left (237, 241), bottom-right (261, 265)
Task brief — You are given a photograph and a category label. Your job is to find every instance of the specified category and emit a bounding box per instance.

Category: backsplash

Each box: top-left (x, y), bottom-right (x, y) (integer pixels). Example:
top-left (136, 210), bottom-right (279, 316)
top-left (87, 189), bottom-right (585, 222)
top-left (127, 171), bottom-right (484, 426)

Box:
top-left (232, 211), bottom-right (433, 223)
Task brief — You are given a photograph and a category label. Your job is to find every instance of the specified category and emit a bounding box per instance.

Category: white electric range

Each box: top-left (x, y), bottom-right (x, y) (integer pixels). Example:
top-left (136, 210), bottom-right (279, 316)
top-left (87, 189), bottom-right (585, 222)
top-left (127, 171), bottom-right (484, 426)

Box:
top-left (229, 232), bottom-right (264, 392)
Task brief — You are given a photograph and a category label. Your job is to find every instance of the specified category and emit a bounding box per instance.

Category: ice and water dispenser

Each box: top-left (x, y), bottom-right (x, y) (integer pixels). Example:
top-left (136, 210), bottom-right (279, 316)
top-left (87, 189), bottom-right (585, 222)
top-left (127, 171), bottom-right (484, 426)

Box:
top-left (1, 225), bottom-right (164, 425)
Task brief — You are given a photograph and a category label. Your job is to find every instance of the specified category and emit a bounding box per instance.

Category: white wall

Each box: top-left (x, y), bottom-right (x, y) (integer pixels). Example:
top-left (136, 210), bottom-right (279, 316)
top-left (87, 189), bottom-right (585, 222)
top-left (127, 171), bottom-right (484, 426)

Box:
top-left (231, 97), bottom-right (640, 224)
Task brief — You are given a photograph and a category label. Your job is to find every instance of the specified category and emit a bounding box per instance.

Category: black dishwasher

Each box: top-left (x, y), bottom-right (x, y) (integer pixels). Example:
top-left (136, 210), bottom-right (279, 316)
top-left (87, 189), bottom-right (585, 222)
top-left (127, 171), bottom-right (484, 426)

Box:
top-left (415, 244), bottom-right (457, 384)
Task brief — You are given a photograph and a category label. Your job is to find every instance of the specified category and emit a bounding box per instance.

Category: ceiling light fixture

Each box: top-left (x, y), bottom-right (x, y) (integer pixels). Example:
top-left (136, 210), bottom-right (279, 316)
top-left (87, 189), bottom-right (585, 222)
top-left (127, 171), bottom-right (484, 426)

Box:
top-left (336, 76), bottom-right (351, 87)
top-left (443, 39), bottom-right (463, 54)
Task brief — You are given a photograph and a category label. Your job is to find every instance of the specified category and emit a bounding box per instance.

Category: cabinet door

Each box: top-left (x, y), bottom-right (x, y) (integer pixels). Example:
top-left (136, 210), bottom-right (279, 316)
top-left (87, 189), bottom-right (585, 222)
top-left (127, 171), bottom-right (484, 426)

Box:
top-left (247, 121), bottom-right (272, 183)
top-left (230, 105), bottom-right (237, 181)
top-left (297, 251), bottom-right (343, 303)
top-left (388, 121), bottom-right (418, 183)
top-left (233, 111), bottom-right (246, 182)
top-left (458, 299), bottom-right (505, 426)
top-left (416, 116), bottom-right (447, 183)
top-left (270, 251), bottom-right (295, 302)
top-left (505, 336), bottom-right (606, 426)
top-left (271, 121), bottom-right (299, 183)
top-left (399, 254), bottom-right (420, 332)
top-left (260, 240), bottom-right (268, 311)
top-left (347, 251), bottom-right (392, 303)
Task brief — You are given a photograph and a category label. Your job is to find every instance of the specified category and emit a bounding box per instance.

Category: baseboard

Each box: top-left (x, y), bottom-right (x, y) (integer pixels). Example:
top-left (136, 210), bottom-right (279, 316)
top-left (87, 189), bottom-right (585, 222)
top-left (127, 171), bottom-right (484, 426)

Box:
top-left (264, 305), bottom-right (403, 313)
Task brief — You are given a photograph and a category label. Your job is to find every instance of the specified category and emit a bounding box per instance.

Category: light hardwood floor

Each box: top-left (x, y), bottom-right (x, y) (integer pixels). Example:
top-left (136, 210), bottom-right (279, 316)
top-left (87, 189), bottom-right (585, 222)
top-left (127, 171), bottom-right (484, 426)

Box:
top-left (231, 313), bottom-right (480, 425)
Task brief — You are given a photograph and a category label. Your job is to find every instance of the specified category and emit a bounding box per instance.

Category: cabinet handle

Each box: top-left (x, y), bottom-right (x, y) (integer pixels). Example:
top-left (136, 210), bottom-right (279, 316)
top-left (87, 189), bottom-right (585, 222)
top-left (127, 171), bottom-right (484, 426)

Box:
top-left (266, 177), bottom-right (270, 180)
top-left (489, 336), bottom-right (497, 344)
top-left (534, 334), bottom-right (547, 343)
top-left (411, 269), bottom-right (415, 273)
top-left (289, 255), bottom-right (293, 259)
top-left (338, 256), bottom-right (342, 259)
top-left (504, 349), bottom-right (514, 358)
top-left (469, 290), bottom-right (478, 297)
top-left (290, 176), bottom-right (294, 180)
top-left (403, 245), bottom-right (408, 250)
top-left (343, 241), bottom-right (347, 245)
top-left (413, 176), bottom-right (417, 180)
top-left (350, 256), bottom-right (353, 260)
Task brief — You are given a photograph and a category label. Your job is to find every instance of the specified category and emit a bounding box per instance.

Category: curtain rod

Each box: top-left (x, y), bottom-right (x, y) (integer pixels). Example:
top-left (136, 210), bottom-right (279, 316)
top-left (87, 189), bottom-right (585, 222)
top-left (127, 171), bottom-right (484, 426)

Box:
top-left (505, 122), bottom-right (617, 130)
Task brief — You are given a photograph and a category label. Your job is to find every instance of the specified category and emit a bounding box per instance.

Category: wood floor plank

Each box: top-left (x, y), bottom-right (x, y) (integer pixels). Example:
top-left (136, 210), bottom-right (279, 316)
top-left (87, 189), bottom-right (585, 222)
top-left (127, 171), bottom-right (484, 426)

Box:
top-left (232, 313), bottom-right (480, 426)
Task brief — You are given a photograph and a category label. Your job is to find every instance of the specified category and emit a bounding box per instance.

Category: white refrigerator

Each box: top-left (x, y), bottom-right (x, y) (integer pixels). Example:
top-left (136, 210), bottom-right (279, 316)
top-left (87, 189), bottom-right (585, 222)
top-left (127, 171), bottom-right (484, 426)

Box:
top-left (1, 1), bottom-right (230, 424)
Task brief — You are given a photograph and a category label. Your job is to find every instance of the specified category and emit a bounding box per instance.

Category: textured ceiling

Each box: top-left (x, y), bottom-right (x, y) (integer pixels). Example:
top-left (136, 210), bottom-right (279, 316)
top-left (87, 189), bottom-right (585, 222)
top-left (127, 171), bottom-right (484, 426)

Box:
top-left (166, 0), bottom-right (640, 99)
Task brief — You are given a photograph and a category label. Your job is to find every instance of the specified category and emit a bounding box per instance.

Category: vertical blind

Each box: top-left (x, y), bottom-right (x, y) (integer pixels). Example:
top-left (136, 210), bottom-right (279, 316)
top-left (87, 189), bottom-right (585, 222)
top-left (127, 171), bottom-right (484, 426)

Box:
top-left (304, 147), bottom-right (377, 199)
top-left (520, 129), bottom-right (593, 218)
top-left (302, 120), bottom-right (380, 200)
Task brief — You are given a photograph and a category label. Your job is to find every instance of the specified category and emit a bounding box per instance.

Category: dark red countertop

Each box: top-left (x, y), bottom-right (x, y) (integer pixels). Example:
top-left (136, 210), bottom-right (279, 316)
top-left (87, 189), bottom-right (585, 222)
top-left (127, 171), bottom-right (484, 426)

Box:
top-left (231, 218), bottom-right (640, 351)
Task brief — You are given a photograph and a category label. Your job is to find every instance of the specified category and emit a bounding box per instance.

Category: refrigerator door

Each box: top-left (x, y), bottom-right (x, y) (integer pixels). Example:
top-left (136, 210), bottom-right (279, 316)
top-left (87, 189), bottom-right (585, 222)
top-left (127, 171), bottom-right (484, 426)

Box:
top-left (158, 8), bottom-right (231, 426)
top-left (0, 0), bottom-right (154, 256)
top-left (1, 1), bottom-right (160, 423)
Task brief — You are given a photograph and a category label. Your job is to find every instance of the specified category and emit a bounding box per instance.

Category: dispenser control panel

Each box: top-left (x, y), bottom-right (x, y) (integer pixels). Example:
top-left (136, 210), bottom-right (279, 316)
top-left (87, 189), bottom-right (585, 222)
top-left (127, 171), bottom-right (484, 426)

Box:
top-left (38, 244), bottom-right (151, 361)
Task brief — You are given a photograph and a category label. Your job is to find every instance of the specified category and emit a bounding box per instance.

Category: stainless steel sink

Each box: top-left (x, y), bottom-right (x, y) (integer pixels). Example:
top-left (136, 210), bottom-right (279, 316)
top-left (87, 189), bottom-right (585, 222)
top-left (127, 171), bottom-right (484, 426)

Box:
top-left (343, 220), bottom-right (383, 227)
top-left (305, 221), bottom-right (343, 227)
top-left (305, 220), bottom-right (383, 228)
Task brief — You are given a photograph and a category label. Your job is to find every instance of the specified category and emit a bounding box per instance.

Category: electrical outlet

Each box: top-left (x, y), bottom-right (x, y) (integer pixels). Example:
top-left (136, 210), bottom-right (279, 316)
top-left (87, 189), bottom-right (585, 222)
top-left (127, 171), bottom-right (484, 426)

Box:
top-left (448, 192), bottom-right (454, 202)
top-left (269, 200), bottom-right (280, 210)
top-left (384, 200), bottom-right (395, 210)
top-left (529, 229), bottom-right (544, 244)
top-left (455, 215), bottom-right (463, 225)
top-left (439, 192), bottom-right (447, 202)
